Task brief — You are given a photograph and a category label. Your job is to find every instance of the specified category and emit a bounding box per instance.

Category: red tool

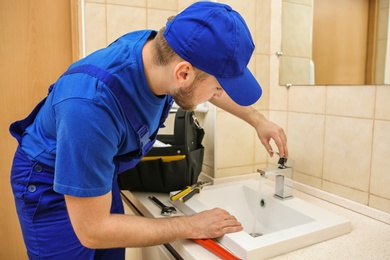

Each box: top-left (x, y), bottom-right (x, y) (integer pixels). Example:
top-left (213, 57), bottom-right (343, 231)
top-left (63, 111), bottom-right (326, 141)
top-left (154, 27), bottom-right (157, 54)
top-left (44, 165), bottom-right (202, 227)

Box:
top-left (192, 238), bottom-right (241, 260)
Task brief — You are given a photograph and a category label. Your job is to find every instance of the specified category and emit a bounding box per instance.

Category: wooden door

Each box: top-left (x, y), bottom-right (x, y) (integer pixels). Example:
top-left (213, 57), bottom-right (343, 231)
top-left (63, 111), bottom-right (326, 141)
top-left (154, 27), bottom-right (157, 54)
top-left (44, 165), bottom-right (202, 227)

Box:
top-left (0, 0), bottom-right (79, 259)
top-left (313, 0), bottom-right (369, 85)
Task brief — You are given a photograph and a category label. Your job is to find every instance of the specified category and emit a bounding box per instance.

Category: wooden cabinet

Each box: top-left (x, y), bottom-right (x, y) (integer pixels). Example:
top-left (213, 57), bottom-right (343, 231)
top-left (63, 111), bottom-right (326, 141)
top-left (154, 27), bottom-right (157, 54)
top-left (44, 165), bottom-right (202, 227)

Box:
top-left (0, 1), bottom-right (78, 259)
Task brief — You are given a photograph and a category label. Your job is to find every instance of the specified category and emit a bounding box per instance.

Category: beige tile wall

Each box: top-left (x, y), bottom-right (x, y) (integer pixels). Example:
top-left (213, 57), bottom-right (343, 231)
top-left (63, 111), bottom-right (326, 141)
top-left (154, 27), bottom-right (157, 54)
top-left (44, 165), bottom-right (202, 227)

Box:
top-left (83, 0), bottom-right (177, 55)
top-left (265, 1), bottom-right (390, 214)
top-left (82, 0), bottom-right (390, 214)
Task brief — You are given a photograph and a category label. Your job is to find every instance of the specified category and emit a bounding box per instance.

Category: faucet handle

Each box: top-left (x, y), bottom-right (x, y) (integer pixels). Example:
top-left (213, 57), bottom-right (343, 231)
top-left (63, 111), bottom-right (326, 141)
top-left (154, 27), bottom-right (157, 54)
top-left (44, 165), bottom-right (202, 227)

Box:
top-left (269, 150), bottom-right (294, 169)
top-left (278, 157), bottom-right (288, 168)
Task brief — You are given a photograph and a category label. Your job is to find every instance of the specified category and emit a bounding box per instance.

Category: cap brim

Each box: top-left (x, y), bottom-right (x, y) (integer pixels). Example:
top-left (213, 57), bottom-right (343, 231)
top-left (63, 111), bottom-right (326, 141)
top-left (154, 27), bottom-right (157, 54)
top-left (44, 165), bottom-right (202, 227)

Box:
top-left (216, 67), bottom-right (262, 106)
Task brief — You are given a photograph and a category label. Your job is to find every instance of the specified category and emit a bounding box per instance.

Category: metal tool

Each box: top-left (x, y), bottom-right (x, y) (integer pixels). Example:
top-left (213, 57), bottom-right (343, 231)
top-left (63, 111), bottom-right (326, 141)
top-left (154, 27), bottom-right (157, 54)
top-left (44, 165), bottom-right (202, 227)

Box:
top-left (179, 181), bottom-right (211, 202)
top-left (148, 196), bottom-right (176, 216)
top-left (170, 181), bottom-right (210, 201)
top-left (180, 187), bottom-right (201, 202)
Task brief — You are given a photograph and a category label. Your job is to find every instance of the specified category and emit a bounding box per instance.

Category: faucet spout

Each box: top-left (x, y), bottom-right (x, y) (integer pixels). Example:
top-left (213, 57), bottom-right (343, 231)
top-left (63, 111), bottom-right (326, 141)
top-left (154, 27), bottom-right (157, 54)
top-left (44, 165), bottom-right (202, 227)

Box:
top-left (274, 174), bottom-right (293, 200)
top-left (257, 156), bottom-right (294, 200)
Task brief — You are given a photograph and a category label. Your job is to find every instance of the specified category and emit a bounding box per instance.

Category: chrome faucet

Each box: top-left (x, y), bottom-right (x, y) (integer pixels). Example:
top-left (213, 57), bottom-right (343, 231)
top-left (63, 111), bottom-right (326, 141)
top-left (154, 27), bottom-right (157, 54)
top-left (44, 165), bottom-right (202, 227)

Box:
top-left (257, 156), bottom-right (294, 200)
top-left (274, 172), bottom-right (293, 200)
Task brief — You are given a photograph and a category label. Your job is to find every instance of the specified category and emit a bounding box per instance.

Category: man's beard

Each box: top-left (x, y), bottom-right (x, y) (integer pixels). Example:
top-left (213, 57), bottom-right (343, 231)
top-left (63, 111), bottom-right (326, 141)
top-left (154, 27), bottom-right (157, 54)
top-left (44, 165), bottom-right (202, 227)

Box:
top-left (171, 81), bottom-right (197, 111)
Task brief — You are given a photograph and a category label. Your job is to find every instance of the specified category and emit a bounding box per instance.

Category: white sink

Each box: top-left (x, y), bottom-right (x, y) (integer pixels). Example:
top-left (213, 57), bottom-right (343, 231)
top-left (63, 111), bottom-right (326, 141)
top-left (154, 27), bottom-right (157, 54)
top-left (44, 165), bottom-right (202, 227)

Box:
top-left (171, 178), bottom-right (351, 260)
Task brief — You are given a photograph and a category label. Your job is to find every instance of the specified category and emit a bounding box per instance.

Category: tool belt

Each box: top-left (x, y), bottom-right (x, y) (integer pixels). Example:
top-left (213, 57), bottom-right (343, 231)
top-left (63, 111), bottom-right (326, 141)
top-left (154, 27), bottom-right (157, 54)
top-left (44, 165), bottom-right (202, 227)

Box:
top-left (118, 108), bottom-right (205, 193)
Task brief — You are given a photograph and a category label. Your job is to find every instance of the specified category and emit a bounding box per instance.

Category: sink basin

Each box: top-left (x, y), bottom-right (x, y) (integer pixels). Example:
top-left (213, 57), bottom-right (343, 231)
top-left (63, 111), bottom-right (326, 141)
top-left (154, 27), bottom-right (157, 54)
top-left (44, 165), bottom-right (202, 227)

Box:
top-left (171, 178), bottom-right (351, 259)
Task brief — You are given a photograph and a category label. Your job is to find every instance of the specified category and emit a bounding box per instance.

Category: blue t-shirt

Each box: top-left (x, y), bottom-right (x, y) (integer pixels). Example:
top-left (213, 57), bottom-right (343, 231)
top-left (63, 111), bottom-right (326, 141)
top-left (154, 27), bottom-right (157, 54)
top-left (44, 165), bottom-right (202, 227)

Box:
top-left (21, 30), bottom-right (169, 197)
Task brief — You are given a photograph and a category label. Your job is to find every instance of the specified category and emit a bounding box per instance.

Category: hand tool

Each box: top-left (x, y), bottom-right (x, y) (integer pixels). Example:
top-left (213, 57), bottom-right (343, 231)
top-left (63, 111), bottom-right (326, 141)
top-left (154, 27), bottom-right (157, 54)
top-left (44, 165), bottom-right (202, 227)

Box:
top-left (180, 181), bottom-right (211, 202)
top-left (148, 196), bottom-right (176, 216)
top-left (170, 181), bottom-right (208, 201)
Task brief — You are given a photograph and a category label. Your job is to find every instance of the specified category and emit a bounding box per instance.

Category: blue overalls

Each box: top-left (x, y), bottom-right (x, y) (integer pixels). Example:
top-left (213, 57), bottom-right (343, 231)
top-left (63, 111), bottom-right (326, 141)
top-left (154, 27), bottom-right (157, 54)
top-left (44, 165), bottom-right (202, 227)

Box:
top-left (10, 65), bottom-right (173, 259)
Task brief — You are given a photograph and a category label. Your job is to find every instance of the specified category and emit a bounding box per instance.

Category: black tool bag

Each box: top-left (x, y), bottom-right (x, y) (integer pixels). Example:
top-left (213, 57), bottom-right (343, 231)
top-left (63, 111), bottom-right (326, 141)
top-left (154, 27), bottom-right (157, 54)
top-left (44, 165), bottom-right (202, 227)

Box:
top-left (118, 108), bottom-right (205, 193)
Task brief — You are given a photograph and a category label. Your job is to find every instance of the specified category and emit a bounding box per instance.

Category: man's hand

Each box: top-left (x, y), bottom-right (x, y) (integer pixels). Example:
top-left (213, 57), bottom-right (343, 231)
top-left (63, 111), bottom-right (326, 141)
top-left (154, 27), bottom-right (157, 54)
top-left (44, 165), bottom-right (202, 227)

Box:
top-left (185, 208), bottom-right (243, 239)
top-left (65, 192), bottom-right (242, 249)
top-left (210, 93), bottom-right (288, 158)
top-left (255, 117), bottom-right (288, 158)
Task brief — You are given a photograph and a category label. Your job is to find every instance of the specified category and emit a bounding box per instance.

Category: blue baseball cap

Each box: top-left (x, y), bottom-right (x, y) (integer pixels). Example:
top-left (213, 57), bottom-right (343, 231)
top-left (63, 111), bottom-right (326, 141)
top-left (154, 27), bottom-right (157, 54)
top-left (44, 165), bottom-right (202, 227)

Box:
top-left (163, 1), bottom-right (262, 106)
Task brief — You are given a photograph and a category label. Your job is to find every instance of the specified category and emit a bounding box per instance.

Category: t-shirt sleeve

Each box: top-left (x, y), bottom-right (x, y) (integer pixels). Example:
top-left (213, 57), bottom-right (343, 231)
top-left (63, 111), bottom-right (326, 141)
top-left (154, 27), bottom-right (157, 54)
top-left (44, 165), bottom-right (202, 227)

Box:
top-left (53, 97), bottom-right (120, 197)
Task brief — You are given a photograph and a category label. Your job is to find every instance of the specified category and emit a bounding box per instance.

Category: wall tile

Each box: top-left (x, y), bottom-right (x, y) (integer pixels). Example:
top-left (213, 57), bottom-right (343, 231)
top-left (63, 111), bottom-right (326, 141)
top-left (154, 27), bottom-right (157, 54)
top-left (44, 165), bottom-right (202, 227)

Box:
top-left (294, 171), bottom-right (322, 189)
top-left (222, 0), bottom-right (256, 40)
top-left (255, 0), bottom-right (271, 55)
top-left (202, 164), bottom-right (214, 179)
top-left (157, 113), bottom-right (175, 134)
top-left (106, 0), bottom-right (145, 7)
top-left (215, 111), bottom-right (255, 170)
top-left (323, 181), bottom-right (369, 205)
top-left (326, 86), bottom-right (375, 118)
top-left (106, 5), bottom-right (146, 43)
top-left (254, 54), bottom-right (270, 111)
top-left (375, 86), bottom-right (390, 120)
top-left (216, 165), bottom-right (256, 179)
top-left (269, 85), bottom-right (288, 110)
top-left (370, 120), bottom-right (390, 199)
top-left (254, 110), bottom-right (270, 165)
top-left (289, 86), bottom-right (326, 114)
top-left (323, 116), bottom-right (372, 191)
top-left (84, 3), bottom-right (107, 55)
top-left (270, 53), bottom-right (282, 86)
top-left (369, 195), bottom-right (390, 214)
top-left (248, 57), bottom-right (256, 80)
top-left (269, 58), bottom-right (288, 110)
top-left (147, 9), bottom-right (176, 30)
top-left (200, 108), bottom-right (216, 176)
top-left (269, 0), bottom-right (282, 54)
top-left (86, 0), bottom-right (106, 3)
top-left (283, 0), bottom-right (313, 5)
top-left (267, 111), bottom-right (288, 166)
top-left (288, 112), bottom-right (324, 178)
top-left (147, 0), bottom-right (177, 10)
top-left (178, 0), bottom-right (195, 11)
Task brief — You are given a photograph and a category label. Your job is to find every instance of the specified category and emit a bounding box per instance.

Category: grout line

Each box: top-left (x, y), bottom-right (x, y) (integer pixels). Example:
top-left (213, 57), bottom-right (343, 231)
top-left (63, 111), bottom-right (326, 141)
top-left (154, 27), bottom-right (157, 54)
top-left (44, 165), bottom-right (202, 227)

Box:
top-left (321, 86), bottom-right (327, 188)
top-left (367, 85), bottom-right (378, 206)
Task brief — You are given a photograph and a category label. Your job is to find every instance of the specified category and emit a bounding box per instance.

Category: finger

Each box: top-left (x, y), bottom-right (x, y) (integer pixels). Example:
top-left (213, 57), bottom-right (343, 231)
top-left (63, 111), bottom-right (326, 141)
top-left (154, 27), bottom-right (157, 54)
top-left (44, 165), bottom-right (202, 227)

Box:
top-left (220, 219), bottom-right (243, 234)
top-left (273, 130), bottom-right (288, 158)
top-left (280, 129), bottom-right (288, 158)
top-left (260, 139), bottom-right (274, 157)
top-left (221, 225), bottom-right (243, 235)
top-left (283, 143), bottom-right (289, 158)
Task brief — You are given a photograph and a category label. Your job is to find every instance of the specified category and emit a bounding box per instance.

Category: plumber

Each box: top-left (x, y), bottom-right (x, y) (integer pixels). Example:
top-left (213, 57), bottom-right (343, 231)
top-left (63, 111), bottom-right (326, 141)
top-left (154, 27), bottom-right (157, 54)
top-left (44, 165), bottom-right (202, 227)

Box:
top-left (10, 2), bottom-right (288, 259)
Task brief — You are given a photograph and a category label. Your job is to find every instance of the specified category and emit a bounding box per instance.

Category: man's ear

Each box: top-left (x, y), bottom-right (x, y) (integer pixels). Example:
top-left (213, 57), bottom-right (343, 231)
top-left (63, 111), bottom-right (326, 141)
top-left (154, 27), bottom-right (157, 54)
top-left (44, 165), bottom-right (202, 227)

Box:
top-left (173, 61), bottom-right (196, 87)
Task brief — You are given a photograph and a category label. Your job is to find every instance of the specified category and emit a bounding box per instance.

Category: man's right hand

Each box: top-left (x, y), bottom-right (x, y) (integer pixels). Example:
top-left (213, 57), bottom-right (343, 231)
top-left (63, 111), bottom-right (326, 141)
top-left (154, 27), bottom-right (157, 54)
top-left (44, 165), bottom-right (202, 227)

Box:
top-left (184, 208), bottom-right (243, 239)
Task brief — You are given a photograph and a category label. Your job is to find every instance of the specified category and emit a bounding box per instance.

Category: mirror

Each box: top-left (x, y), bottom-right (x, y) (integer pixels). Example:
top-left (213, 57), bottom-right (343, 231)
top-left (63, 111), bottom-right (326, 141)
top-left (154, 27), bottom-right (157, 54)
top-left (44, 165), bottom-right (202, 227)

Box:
top-left (279, 0), bottom-right (390, 86)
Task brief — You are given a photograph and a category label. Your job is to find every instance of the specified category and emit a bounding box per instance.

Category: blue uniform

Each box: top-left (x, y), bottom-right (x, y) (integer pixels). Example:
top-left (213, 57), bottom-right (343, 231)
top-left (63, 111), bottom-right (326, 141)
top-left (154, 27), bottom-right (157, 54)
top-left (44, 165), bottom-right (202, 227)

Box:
top-left (10, 30), bottom-right (173, 259)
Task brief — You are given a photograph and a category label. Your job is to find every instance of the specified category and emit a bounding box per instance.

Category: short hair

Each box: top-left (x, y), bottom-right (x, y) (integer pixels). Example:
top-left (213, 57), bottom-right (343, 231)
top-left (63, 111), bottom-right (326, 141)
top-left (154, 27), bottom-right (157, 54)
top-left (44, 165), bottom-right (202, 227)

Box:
top-left (153, 16), bottom-right (210, 83)
top-left (152, 16), bottom-right (177, 66)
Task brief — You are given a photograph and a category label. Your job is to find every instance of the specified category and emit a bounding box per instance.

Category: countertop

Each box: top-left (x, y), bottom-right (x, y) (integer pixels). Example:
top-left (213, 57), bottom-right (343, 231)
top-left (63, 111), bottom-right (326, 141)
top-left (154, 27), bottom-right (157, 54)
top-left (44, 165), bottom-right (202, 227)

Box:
top-left (121, 177), bottom-right (390, 260)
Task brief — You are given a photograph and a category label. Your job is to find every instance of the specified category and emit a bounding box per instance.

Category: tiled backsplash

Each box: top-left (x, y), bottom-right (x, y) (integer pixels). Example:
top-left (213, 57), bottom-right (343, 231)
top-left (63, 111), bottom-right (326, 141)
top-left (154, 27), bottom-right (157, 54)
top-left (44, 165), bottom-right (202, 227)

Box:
top-left (82, 0), bottom-right (390, 214)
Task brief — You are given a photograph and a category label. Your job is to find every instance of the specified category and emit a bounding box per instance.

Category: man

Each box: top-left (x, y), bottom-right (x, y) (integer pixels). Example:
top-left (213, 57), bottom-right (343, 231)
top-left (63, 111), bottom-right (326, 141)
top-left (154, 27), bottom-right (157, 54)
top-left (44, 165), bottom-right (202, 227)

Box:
top-left (10, 2), bottom-right (288, 259)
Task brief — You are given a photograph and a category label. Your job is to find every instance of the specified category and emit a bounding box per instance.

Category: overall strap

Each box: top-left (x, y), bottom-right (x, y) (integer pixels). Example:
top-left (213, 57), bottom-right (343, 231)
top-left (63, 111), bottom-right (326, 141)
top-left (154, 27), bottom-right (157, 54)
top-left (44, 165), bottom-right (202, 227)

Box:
top-left (62, 64), bottom-right (152, 157)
